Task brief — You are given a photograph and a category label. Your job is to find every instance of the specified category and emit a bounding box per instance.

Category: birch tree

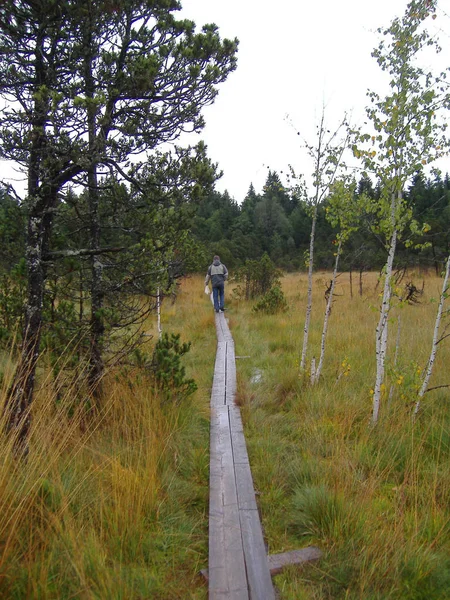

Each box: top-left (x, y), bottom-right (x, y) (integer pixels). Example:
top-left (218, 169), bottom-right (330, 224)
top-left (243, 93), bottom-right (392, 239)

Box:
top-left (353, 0), bottom-right (450, 424)
top-left (313, 178), bottom-right (360, 384)
top-left (414, 253), bottom-right (450, 415)
top-left (299, 111), bottom-right (349, 373)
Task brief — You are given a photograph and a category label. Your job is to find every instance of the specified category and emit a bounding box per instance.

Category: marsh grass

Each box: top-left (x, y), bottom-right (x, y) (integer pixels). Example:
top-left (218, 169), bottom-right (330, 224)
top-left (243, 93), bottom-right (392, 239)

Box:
top-left (0, 276), bottom-right (215, 599)
top-left (1, 271), bottom-right (449, 598)
top-left (231, 271), bottom-right (450, 599)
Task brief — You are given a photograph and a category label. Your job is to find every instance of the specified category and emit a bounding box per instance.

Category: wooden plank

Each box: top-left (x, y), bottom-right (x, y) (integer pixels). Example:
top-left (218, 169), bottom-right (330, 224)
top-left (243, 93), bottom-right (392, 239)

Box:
top-left (213, 343), bottom-right (226, 379)
top-left (209, 309), bottom-right (276, 600)
top-left (209, 511), bottom-right (249, 599)
top-left (217, 408), bottom-right (238, 507)
top-left (239, 509), bottom-right (275, 600)
top-left (234, 463), bottom-right (257, 511)
top-left (216, 312), bottom-right (233, 342)
top-left (203, 546), bottom-right (322, 583)
top-left (209, 404), bottom-right (248, 598)
top-left (215, 313), bottom-right (227, 342)
top-left (229, 406), bottom-right (249, 465)
top-left (225, 342), bottom-right (237, 405)
top-left (267, 547), bottom-right (322, 575)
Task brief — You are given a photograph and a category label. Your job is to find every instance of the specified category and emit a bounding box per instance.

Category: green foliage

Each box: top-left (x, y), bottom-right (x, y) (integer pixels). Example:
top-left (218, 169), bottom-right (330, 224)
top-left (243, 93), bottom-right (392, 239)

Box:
top-left (0, 259), bottom-right (26, 344)
top-left (0, 190), bottom-right (24, 271)
top-left (150, 333), bottom-right (197, 403)
top-left (234, 252), bottom-right (282, 300)
top-left (352, 0), bottom-right (449, 241)
top-left (252, 284), bottom-right (288, 315)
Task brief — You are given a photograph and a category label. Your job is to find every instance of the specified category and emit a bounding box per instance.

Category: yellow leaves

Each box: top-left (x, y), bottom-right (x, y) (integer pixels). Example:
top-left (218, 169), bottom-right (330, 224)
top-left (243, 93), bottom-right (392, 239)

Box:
top-left (396, 375), bottom-right (404, 385)
top-left (340, 358), bottom-right (351, 378)
top-left (422, 159), bottom-right (427, 165)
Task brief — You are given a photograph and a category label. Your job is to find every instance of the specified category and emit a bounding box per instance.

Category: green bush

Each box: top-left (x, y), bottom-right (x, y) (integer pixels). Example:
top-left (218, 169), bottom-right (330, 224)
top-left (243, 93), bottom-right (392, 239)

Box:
top-left (150, 332), bottom-right (197, 403)
top-left (233, 252), bottom-right (283, 300)
top-left (252, 284), bottom-right (288, 314)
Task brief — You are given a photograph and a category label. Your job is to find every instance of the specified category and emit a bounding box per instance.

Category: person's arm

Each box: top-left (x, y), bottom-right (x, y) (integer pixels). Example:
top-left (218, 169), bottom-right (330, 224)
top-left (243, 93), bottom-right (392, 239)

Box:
top-left (223, 265), bottom-right (228, 280)
top-left (205, 266), bottom-right (211, 285)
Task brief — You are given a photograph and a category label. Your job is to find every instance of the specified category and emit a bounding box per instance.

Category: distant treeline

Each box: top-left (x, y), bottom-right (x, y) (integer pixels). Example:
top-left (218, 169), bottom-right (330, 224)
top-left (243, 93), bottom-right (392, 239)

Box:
top-left (2, 169), bottom-right (449, 281)
top-left (192, 170), bottom-right (450, 273)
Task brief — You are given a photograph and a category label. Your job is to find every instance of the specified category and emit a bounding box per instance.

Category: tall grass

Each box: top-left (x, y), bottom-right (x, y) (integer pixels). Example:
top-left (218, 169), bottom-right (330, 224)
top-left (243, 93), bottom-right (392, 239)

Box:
top-left (1, 272), bottom-right (449, 599)
top-left (230, 270), bottom-right (450, 599)
top-left (0, 276), bottom-right (215, 599)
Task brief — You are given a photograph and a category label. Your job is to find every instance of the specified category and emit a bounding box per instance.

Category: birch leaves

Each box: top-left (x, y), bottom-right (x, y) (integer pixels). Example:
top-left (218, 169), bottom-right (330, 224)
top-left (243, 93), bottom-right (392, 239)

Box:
top-left (355, 0), bottom-right (450, 423)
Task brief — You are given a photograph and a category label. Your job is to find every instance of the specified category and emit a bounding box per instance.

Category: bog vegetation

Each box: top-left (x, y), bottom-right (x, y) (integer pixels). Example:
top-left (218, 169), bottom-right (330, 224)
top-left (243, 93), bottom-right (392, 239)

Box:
top-left (0, 0), bottom-right (450, 598)
top-left (0, 271), bottom-right (449, 598)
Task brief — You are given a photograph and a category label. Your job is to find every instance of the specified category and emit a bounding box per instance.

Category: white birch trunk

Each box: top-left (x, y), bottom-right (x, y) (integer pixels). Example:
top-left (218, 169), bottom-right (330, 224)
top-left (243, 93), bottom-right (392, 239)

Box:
top-left (314, 239), bottom-right (342, 384)
top-left (300, 206), bottom-right (317, 372)
top-left (372, 224), bottom-right (398, 424)
top-left (414, 253), bottom-right (450, 415)
top-left (310, 357), bottom-right (316, 385)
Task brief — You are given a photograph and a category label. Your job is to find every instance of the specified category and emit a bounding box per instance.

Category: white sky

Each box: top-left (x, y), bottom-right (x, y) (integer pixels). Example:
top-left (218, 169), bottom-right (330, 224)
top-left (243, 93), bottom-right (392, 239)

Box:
top-left (180, 0), bottom-right (450, 201)
top-left (1, 0), bottom-right (449, 201)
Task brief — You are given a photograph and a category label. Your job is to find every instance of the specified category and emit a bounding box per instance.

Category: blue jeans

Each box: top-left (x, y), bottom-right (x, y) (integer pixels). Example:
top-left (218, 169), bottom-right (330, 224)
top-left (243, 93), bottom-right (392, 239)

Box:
top-left (212, 283), bottom-right (224, 311)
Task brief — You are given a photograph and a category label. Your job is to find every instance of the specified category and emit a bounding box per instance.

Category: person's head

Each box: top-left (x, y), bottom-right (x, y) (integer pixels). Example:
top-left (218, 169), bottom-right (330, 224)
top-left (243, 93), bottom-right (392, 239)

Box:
top-left (213, 255), bottom-right (220, 262)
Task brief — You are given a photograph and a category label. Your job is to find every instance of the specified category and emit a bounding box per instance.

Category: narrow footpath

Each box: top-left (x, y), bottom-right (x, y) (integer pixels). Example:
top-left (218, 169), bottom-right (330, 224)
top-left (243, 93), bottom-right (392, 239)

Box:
top-left (208, 312), bottom-right (276, 600)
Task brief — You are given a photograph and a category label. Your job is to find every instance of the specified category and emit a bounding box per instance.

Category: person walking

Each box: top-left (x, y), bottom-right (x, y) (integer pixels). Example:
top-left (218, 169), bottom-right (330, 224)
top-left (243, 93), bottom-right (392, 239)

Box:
top-left (205, 255), bottom-right (228, 313)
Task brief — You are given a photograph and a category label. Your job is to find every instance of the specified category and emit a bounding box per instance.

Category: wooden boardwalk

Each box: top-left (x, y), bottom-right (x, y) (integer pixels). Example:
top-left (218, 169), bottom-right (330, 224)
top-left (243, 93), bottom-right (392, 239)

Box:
top-left (208, 312), bottom-right (276, 600)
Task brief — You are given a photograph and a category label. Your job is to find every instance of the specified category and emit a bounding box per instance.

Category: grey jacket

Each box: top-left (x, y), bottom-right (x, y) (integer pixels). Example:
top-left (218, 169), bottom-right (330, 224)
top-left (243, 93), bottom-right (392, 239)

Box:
top-left (205, 259), bottom-right (228, 287)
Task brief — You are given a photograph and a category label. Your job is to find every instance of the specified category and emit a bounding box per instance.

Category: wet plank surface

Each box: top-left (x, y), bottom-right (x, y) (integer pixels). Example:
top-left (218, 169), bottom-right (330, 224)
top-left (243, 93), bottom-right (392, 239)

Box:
top-left (208, 313), bottom-right (275, 600)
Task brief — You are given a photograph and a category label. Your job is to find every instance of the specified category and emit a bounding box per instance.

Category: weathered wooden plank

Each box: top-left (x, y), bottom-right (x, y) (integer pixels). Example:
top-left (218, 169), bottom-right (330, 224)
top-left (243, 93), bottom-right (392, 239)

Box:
top-left (234, 463), bottom-right (258, 511)
top-left (209, 308), bottom-right (276, 600)
top-left (204, 546), bottom-right (322, 584)
top-left (217, 408), bottom-right (239, 507)
top-left (267, 547), bottom-right (322, 575)
top-left (213, 343), bottom-right (226, 379)
top-left (215, 313), bottom-right (227, 342)
top-left (216, 312), bottom-right (233, 342)
top-left (209, 510), bottom-right (249, 600)
top-left (210, 480), bottom-right (246, 587)
top-left (211, 341), bottom-right (227, 406)
top-left (229, 405), bottom-right (249, 465)
top-left (239, 509), bottom-right (275, 600)
top-left (225, 343), bottom-right (237, 405)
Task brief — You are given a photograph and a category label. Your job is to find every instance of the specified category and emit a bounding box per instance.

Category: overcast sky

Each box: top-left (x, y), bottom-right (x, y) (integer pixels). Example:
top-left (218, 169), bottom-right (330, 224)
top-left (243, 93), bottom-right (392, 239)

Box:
top-left (1, 0), bottom-right (449, 201)
top-left (180, 0), bottom-right (450, 201)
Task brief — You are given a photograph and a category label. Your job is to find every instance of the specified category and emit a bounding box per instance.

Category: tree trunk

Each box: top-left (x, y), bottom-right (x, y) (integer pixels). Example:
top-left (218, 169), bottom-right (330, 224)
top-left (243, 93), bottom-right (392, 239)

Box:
top-left (88, 165), bottom-right (104, 401)
top-left (314, 239), bottom-right (342, 383)
top-left (4, 22), bottom-right (51, 449)
top-left (84, 18), bottom-right (104, 402)
top-left (414, 253), bottom-right (450, 415)
top-left (372, 200), bottom-right (398, 424)
top-left (300, 205), bottom-right (317, 372)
